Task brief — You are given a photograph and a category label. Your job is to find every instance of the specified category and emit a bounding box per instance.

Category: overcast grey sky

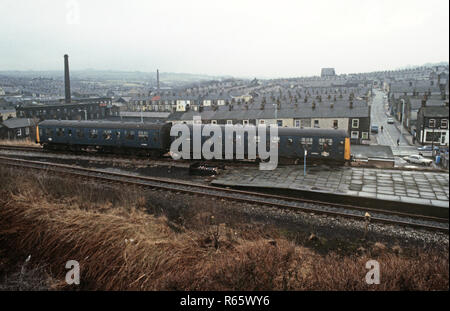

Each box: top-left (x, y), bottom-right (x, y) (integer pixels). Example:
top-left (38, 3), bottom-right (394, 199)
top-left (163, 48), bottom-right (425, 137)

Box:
top-left (0, 0), bottom-right (448, 78)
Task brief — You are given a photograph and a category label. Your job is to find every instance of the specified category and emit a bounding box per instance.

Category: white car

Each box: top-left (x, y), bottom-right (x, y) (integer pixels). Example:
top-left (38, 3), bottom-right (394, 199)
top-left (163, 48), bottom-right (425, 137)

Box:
top-left (403, 154), bottom-right (433, 166)
top-left (387, 117), bottom-right (394, 124)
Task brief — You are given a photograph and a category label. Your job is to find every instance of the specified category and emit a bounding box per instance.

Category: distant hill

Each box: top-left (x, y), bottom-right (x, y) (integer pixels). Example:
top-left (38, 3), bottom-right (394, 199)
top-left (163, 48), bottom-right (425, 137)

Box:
top-left (0, 70), bottom-right (233, 83)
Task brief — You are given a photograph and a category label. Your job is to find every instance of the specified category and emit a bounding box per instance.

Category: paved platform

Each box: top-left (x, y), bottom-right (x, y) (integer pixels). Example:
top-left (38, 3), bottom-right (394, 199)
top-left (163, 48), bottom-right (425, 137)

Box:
top-left (212, 166), bottom-right (449, 212)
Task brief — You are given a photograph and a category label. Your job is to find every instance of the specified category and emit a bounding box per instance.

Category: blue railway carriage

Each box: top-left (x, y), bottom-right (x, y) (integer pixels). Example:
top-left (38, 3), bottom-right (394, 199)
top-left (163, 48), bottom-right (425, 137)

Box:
top-left (171, 125), bottom-right (350, 163)
top-left (36, 120), bottom-right (172, 157)
top-left (276, 128), bottom-right (350, 163)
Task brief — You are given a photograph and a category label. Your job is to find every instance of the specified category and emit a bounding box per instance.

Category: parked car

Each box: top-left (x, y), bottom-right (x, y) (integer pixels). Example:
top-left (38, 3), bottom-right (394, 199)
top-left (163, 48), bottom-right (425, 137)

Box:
top-left (403, 154), bottom-right (433, 166)
top-left (417, 145), bottom-right (440, 157)
top-left (371, 125), bottom-right (379, 133)
top-left (387, 117), bottom-right (394, 124)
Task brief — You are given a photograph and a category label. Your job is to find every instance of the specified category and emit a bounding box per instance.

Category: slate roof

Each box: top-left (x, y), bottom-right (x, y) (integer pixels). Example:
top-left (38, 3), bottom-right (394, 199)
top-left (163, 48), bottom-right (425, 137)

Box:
top-left (1, 118), bottom-right (36, 129)
top-left (174, 104), bottom-right (369, 121)
top-left (420, 106), bottom-right (449, 118)
top-left (120, 112), bottom-right (170, 118)
top-left (39, 120), bottom-right (168, 130)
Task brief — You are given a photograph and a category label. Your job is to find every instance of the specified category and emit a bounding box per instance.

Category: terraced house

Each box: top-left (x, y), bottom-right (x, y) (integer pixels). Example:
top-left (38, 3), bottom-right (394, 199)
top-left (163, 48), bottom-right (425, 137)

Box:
top-left (170, 96), bottom-right (370, 144)
top-left (416, 104), bottom-right (449, 147)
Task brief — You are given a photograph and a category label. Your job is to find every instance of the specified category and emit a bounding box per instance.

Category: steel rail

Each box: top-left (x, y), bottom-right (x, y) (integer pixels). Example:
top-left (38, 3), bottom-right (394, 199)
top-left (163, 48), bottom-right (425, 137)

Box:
top-left (0, 156), bottom-right (447, 233)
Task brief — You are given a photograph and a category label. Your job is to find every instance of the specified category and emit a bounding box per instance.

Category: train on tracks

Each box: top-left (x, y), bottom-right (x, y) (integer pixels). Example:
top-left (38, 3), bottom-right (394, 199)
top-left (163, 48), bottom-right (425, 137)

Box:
top-left (35, 120), bottom-right (351, 164)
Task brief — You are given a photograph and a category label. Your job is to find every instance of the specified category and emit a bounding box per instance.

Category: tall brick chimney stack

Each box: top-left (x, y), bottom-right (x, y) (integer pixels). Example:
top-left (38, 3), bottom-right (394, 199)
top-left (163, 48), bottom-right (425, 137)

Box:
top-left (64, 54), bottom-right (71, 103)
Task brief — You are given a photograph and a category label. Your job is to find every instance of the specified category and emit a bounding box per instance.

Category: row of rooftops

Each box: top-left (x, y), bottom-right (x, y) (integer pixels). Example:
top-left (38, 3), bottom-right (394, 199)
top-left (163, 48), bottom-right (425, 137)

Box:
top-left (168, 105), bottom-right (370, 121)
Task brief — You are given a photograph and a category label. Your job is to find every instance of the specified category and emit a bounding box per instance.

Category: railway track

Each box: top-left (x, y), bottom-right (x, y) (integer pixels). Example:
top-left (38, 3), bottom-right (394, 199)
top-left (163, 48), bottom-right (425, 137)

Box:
top-left (0, 144), bottom-right (256, 168)
top-left (0, 155), bottom-right (448, 233)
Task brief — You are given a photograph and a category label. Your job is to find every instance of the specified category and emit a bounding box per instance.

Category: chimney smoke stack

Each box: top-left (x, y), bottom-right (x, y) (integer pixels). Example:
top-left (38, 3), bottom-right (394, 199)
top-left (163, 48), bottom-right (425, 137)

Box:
top-left (64, 54), bottom-right (71, 103)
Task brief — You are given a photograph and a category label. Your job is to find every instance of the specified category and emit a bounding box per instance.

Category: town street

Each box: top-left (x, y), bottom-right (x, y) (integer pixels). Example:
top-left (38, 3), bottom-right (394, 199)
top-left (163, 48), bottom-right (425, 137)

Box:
top-left (371, 89), bottom-right (418, 156)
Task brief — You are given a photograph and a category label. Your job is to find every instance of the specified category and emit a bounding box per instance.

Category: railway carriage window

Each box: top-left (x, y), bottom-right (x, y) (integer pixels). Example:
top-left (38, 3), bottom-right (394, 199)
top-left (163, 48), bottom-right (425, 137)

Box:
top-left (115, 131), bottom-right (121, 139)
top-left (89, 129), bottom-right (98, 139)
top-left (45, 128), bottom-right (53, 136)
top-left (103, 130), bottom-right (112, 140)
top-left (138, 131), bottom-right (148, 142)
top-left (76, 129), bottom-right (84, 138)
top-left (126, 131), bottom-right (135, 140)
top-left (319, 138), bottom-right (333, 146)
top-left (56, 128), bottom-right (64, 136)
top-left (39, 129), bottom-right (43, 137)
top-left (68, 129), bottom-right (72, 137)
top-left (300, 137), bottom-right (313, 145)
top-left (287, 138), bottom-right (293, 145)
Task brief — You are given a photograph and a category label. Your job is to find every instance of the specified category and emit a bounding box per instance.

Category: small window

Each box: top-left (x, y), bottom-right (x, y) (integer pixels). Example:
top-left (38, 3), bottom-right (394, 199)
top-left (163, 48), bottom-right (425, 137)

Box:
top-left (314, 120), bottom-right (319, 128)
top-left (352, 119), bottom-right (359, 128)
top-left (259, 120), bottom-right (265, 124)
top-left (429, 119), bottom-right (436, 128)
top-left (277, 120), bottom-right (283, 126)
top-left (227, 120), bottom-right (233, 125)
top-left (333, 120), bottom-right (338, 128)
top-left (441, 119), bottom-right (448, 129)
top-left (243, 120), bottom-right (249, 125)
top-left (103, 130), bottom-right (112, 140)
top-left (68, 129), bottom-right (72, 137)
top-left (126, 131), bottom-right (135, 140)
top-left (300, 137), bottom-right (313, 145)
top-left (319, 138), bottom-right (333, 146)
top-left (361, 132), bottom-right (369, 140)
top-left (138, 131), bottom-right (148, 142)
top-left (115, 131), bottom-right (121, 139)
top-left (89, 129), bottom-right (98, 139)
top-left (56, 128), bottom-right (64, 136)
top-left (16, 129), bottom-right (22, 137)
top-left (77, 129), bottom-right (84, 138)
top-left (25, 127), bottom-right (30, 136)
top-left (295, 120), bottom-right (300, 127)
top-left (211, 120), bottom-right (217, 124)
top-left (351, 131), bottom-right (359, 139)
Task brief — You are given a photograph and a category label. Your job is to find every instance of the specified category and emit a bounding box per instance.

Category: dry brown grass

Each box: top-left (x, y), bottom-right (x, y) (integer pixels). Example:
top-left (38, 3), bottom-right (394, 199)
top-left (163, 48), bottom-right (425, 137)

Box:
top-left (0, 167), bottom-right (448, 290)
top-left (0, 138), bottom-right (40, 147)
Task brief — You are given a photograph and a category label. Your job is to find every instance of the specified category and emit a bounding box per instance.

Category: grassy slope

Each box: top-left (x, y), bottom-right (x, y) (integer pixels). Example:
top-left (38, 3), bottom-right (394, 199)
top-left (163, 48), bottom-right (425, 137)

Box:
top-left (0, 167), bottom-right (448, 290)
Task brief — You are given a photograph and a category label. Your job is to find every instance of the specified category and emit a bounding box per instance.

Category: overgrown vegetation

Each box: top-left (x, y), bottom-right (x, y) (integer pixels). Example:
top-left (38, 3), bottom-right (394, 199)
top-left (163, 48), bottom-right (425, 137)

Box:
top-left (0, 167), bottom-right (448, 290)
